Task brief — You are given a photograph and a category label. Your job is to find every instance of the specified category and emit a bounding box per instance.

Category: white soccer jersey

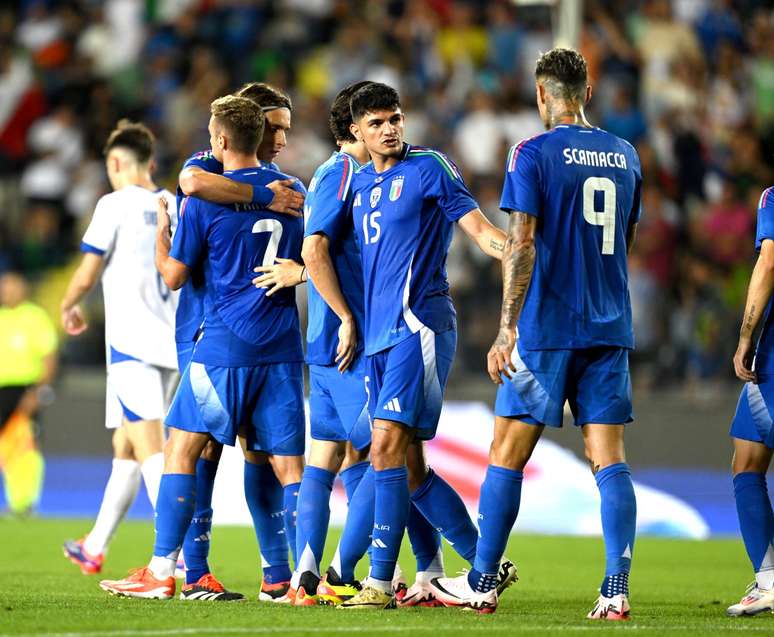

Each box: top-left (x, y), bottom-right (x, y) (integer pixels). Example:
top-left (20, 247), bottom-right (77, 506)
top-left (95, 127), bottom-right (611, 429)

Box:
top-left (81, 185), bottom-right (179, 370)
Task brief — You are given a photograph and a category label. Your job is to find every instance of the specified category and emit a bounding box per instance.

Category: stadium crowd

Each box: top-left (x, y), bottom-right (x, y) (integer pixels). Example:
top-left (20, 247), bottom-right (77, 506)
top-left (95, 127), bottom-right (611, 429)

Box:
top-left (0, 0), bottom-right (772, 385)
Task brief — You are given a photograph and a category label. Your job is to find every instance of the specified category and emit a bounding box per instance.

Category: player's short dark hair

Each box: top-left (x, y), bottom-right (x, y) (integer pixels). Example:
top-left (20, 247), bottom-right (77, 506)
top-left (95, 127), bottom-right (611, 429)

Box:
top-left (210, 95), bottom-right (265, 155)
top-left (535, 48), bottom-right (588, 101)
top-left (329, 81), bottom-right (373, 143)
top-left (235, 82), bottom-right (292, 112)
top-left (350, 82), bottom-right (401, 122)
top-left (103, 119), bottom-right (154, 163)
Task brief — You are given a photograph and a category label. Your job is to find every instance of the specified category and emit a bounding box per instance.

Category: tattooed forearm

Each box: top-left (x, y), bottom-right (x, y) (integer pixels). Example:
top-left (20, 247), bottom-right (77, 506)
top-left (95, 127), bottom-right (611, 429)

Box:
top-left (500, 212), bottom-right (536, 330)
top-left (490, 238), bottom-right (504, 253)
top-left (743, 304), bottom-right (757, 336)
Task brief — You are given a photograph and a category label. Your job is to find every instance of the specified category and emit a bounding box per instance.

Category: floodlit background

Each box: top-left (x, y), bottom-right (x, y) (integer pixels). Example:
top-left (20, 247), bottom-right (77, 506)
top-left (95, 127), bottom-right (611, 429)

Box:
top-left (1, 0), bottom-right (772, 536)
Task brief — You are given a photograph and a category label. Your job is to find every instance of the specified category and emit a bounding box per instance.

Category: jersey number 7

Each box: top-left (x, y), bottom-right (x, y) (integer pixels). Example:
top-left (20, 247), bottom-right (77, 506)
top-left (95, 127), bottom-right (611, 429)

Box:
top-left (583, 177), bottom-right (616, 255)
top-left (252, 219), bottom-right (284, 266)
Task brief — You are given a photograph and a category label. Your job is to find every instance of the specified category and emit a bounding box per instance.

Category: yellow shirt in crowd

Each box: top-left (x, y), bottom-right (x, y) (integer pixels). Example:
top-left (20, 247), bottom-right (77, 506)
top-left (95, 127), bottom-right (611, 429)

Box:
top-left (0, 301), bottom-right (58, 387)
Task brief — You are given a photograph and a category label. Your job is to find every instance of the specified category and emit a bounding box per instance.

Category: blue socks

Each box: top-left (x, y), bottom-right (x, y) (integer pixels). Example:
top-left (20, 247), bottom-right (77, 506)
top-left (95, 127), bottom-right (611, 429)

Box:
top-left (412, 468), bottom-right (478, 565)
top-left (183, 458), bottom-right (218, 584)
top-left (295, 467), bottom-right (334, 577)
top-left (244, 461), bottom-right (291, 583)
top-left (153, 473), bottom-right (196, 559)
top-left (340, 461), bottom-right (369, 504)
top-left (596, 463), bottom-right (636, 596)
top-left (284, 481), bottom-right (301, 566)
top-left (471, 465), bottom-right (523, 587)
top-left (334, 465), bottom-right (374, 582)
top-left (734, 472), bottom-right (774, 579)
top-left (407, 502), bottom-right (443, 574)
top-left (371, 467), bottom-right (410, 582)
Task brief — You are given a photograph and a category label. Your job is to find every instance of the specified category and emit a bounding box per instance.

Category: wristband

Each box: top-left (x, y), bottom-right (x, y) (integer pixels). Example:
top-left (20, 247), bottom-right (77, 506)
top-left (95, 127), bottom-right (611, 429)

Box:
top-left (300, 266), bottom-right (308, 283)
top-left (252, 185), bottom-right (274, 207)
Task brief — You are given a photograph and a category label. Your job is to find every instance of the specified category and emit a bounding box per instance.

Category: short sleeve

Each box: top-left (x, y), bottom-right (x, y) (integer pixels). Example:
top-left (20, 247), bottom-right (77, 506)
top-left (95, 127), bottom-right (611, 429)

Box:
top-left (170, 197), bottom-right (206, 268)
top-left (182, 150), bottom-right (223, 174)
top-left (756, 187), bottom-right (774, 252)
top-left (304, 160), bottom-right (354, 241)
top-left (81, 195), bottom-right (118, 257)
top-left (420, 152), bottom-right (478, 222)
top-left (500, 140), bottom-right (542, 217)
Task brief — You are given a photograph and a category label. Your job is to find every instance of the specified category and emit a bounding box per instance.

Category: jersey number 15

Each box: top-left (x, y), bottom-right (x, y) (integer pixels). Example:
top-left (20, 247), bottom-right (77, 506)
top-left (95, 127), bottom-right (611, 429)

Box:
top-left (583, 177), bottom-right (616, 255)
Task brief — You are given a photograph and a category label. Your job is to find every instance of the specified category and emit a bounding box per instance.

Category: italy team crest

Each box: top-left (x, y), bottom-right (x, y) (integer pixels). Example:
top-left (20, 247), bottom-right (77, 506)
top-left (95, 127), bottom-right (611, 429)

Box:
top-left (389, 176), bottom-right (404, 201)
top-left (370, 187), bottom-right (382, 208)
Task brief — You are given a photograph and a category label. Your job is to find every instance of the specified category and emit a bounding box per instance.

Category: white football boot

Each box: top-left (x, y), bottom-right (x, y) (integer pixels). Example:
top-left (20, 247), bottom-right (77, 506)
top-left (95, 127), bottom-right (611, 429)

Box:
top-left (587, 593), bottom-right (631, 620)
top-left (726, 583), bottom-right (774, 616)
top-left (429, 573), bottom-right (497, 614)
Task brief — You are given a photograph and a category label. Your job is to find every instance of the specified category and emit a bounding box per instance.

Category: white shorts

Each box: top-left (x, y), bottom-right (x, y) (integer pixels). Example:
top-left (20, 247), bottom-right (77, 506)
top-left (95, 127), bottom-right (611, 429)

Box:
top-left (105, 360), bottom-right (178, 429)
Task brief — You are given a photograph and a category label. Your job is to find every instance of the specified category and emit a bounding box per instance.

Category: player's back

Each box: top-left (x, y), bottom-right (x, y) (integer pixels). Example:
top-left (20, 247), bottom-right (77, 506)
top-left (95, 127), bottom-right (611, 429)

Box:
top-left (180, 167), bottom-right (305, 367)
top-left (84, 185), bottom-right (179, 369)
top-left (502, 125), bottom-right (642, 350)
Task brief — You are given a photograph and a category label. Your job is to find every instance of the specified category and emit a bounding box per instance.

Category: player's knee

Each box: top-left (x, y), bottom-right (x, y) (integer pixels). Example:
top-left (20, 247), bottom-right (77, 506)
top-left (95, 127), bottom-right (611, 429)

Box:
top-left (489, 439), bottom-right (530, 471)
top-left (341, 443), bottom-right (369, 471)
top-left (271, 454), bottom-right (304, 485)
top-left (370, 436), bottom-right (405, 471)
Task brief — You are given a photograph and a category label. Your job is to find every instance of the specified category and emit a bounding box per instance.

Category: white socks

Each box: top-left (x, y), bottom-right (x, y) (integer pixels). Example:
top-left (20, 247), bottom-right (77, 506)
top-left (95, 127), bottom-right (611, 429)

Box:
top-left (756, 568), bottom-right (774, 591)
top-left (140, 452), bottom-right (164, 509)
top-left (83, 459), bottom-right (141, 556)
top-left (149, 555), bottom-right (177, 580)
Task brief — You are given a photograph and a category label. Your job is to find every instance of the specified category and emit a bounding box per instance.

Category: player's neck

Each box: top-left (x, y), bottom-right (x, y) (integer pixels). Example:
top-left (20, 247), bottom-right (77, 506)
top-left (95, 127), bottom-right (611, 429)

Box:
top-left (546, 104), bottom-right (591, 130)
top-left (338, 141), bottom-right (370, 166)
top-left (371, 152), bottom-right (402, 174)
top-left (223, 151), bottom-right (260, 172)
top-left (119, 169), bottom-right (156, 191)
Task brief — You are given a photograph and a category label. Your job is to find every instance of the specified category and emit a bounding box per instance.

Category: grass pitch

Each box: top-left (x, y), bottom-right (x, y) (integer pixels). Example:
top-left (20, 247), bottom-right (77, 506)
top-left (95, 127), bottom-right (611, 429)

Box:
top-left (0, 518), bottom-right (771, 636)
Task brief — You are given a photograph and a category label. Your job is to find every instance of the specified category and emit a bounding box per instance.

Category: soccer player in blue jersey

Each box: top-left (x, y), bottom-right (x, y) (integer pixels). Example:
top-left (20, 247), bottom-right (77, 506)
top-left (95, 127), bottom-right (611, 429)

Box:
top-left (287, 81), bottom-right (372, 606)
top-left (726, 185), bottom-right (774, 616)
top-left (338, 83), bottom-right (512, 610)
top-left (99, 95), bottom-right (306, 601)
top-left (173, 83), bottom-right (306, 602)
top-left (430, 48), bottom-right (641, 619)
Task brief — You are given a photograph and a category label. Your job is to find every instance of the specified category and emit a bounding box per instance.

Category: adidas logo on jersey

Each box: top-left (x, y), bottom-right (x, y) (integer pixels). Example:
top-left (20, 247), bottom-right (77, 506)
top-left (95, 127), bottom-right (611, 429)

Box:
top-left (383, 398), bottom-right (402, 413)
top-left (372, 538), bottom-right (388, 549)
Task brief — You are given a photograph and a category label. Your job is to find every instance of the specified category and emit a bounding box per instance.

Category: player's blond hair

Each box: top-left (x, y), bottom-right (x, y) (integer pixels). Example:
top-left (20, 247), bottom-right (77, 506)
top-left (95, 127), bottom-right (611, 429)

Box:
top-left (210, 95), bottom-right (265, 155)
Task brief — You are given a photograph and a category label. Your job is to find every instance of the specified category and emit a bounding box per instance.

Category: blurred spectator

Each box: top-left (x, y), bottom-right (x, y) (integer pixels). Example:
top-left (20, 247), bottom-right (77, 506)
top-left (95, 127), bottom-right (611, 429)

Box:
top-left (0, 271), bottom-right (57, 515)
top-left (0, 0), bottom-right (770, 386)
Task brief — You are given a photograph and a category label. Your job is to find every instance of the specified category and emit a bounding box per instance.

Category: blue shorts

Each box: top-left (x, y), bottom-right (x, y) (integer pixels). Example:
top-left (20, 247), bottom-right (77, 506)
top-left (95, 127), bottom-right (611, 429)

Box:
top-left (367, 327), bottom-right (456, 441)
top-left (730, 379), bottom-right (774, 449)
top-left (495, 344), bottom-right (633, 428)
top-left (309, 356), bottom-right (370, 451)
top-left (165, 361), bottom-right (305, 455)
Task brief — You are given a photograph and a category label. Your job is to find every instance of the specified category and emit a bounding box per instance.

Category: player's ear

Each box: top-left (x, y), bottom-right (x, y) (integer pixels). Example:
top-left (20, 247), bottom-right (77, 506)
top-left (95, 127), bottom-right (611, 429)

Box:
top-left (350, 122), bottom-right (362, 142)
top-left (148, 158), bottom-right (157, 175)
top-left (536, 81), bottom-right (546, 105)
top-left (585, 84), bottom-right (592, 106)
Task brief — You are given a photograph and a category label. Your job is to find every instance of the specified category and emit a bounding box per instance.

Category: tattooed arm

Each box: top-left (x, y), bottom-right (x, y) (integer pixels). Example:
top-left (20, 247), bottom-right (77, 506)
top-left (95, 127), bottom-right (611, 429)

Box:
top-left (457, 208), bottom-right (507, 260)
top-left (734, 239), bottom-right (774, 382)
top-left (487, 211), bottom-right (537, 384)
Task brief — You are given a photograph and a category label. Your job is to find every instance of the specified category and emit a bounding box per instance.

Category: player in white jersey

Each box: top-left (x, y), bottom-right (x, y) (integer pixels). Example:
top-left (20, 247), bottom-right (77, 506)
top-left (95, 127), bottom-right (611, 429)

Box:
top-left (60, 120), bottom-right (179, 575)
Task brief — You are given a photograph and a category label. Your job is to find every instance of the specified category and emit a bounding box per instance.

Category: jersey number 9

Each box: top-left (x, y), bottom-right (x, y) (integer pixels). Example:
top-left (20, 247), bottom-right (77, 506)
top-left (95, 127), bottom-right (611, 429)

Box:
top-left (583, 177), bottom-right (616, 255)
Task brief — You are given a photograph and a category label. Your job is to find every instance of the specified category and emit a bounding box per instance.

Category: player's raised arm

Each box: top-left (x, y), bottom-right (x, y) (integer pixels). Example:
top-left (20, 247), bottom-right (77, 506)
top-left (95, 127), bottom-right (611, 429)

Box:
top-left (457, 208), bottom-right (506, 259)
top-left (734, 239), bottom-right (774, 383)
top-left (487, 211), bottom-right (536, 385)
top-left (179, 166), bottom-right (303, 217)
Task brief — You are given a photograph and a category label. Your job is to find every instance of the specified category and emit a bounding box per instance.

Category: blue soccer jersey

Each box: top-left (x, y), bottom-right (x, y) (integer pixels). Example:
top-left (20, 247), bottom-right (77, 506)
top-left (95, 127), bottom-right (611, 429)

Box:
top-left (501, 125), bottom-right (642, 350)
top-left (304, 151), bottom-right (365, 365)
top-left (752, 186), bottom-right (774, 376)
top-left (352, 144), bottom-right (478, 355)
top-left (170, 167), bottom-right (305, 367)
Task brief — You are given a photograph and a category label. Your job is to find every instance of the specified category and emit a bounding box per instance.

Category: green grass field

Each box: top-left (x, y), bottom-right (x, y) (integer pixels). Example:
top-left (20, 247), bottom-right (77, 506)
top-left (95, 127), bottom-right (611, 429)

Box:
top-left (0, 518), bottom-right (771, 636)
